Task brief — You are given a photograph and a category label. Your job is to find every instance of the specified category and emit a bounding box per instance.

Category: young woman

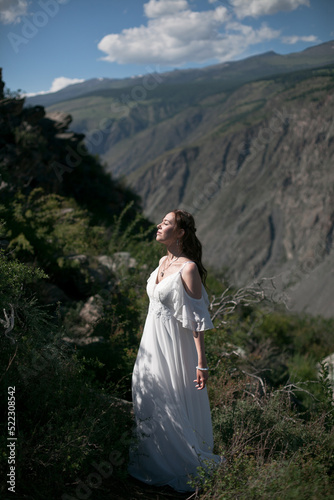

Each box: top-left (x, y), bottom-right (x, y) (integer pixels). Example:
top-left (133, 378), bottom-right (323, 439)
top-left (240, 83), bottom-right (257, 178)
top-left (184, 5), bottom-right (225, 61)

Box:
top-left (128, 209), bottom-right (221, 492)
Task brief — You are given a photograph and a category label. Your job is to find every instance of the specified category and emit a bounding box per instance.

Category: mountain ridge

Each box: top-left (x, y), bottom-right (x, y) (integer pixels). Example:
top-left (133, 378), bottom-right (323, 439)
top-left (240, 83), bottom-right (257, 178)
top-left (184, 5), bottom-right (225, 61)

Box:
top-left (25, 40), bottom-right (334, 108)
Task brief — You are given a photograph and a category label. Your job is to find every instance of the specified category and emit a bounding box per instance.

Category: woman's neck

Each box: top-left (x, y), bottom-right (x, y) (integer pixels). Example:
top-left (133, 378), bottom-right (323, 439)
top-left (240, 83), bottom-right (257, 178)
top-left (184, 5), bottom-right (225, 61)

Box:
top-left (166, 244), bottom-right (184, 261)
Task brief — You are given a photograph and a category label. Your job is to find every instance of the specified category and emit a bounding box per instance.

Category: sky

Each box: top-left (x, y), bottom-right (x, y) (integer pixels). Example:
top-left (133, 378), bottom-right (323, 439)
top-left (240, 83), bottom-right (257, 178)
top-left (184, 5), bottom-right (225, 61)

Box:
top-left (0, 0), bottom-right (332, 96)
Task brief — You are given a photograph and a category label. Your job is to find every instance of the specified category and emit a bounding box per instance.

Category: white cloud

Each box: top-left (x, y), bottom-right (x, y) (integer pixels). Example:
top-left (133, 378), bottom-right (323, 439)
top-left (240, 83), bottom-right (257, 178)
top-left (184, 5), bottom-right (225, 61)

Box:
top-left (24, 77), bottom-right (85, 97)
top-left (0, 0), bottom-right (69, 24)
top-left (48, 77), bottom-right (85, 93)
top-left (98, 2), bottom-right (280, 67)
top-left (144, 0), bottom-right (189, 18)
top-left (0, 0), bottom-right (28, 24)
top-left (282, 35), bottom-right (318, 45)
top-left (230, 0), bottom-right (310, 19)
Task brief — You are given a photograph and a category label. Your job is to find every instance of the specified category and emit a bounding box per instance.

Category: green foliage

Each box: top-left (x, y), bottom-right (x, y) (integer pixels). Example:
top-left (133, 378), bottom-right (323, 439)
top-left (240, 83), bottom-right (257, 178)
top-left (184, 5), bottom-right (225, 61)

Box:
top-left (14, 124), bottom-right (48, 151)
top-left (1, 188), bottom-right (111, 300)
top-left (0, 251), bottom-right (132, 499)
top-left (199, 302), bottom-right (334, 498)
top-left (4, 87), bottom-right (22, 99)
top-left (0, 249), bottom-right (47, 309)
top-left (107, 200), bottom-right (156, 255)
top-left (195, 359), bottom-right (334, 499)
top-left (2, 189), bottom-right (334, 498)
top-left (3, 188), bottom-right (106, 261)
top-left (198, 452), bottom-right (334, 499)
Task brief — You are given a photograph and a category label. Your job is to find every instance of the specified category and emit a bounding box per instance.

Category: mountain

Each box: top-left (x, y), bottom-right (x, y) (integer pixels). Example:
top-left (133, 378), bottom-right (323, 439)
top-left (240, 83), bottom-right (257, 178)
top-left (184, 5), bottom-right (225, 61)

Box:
top-left (26, 40), bottom-right (334, 109)
top-left (127, 62), bottom-right (334, 292)
top-left (24, 41), bottom-right (334, 317)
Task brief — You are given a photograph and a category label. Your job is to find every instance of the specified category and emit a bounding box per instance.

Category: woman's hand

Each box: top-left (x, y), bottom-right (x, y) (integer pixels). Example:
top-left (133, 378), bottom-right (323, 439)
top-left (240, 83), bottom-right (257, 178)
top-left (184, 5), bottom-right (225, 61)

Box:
top-left (194, 367), bottom-right (209, 390)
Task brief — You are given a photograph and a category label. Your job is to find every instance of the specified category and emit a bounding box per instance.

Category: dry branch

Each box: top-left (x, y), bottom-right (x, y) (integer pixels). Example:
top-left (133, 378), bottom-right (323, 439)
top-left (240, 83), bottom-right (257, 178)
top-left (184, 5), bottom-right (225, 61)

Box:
top-left (209, 275), bottom-right (286, 326)
top-left (0, 304), bottom-right (15, 342)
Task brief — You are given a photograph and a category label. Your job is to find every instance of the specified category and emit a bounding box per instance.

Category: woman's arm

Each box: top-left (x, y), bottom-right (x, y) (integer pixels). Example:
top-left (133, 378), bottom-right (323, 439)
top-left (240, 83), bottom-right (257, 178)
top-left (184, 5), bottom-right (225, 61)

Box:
top-left (181, 262), bottom-right (209, 390)
top-left (193, 331), bottom-right (209, 390)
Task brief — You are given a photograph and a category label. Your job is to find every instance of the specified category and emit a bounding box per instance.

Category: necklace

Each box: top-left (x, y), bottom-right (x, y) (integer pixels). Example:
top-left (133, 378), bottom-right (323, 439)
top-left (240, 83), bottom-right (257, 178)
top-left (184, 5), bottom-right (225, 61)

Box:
top-left (160, 255), bottom-right (181, 277)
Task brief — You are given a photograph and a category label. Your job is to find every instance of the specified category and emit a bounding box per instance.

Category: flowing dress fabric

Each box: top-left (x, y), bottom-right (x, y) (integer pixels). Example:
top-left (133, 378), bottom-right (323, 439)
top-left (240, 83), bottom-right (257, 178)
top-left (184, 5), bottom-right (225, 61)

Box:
top-left (128, 261), bottom-right (221, 492)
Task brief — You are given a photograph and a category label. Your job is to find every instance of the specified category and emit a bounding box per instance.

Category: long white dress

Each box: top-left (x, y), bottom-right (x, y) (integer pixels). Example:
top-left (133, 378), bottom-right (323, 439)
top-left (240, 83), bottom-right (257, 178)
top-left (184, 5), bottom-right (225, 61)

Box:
top-left (128, 260), bottom-right (221, 492)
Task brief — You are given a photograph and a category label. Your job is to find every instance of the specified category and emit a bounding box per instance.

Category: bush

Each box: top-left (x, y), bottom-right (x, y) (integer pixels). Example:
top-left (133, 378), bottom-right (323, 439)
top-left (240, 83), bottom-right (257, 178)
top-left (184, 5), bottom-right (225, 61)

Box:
top-left (0, 251), bottom-right (133, 499)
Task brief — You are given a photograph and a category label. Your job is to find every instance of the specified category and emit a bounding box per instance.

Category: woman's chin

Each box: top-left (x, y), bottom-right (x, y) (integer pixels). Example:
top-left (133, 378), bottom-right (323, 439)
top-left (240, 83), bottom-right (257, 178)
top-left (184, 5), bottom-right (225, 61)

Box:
top-left (156, 235), bottom-right (166, 245)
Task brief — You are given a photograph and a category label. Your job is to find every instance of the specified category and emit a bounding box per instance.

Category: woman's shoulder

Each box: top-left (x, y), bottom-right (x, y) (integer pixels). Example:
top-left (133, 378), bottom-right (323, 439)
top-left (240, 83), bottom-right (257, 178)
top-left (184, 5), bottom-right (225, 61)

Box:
top-left (179, 260), bottom-right (198, 273)
top-left (179, 261), bottom-right (202, 299)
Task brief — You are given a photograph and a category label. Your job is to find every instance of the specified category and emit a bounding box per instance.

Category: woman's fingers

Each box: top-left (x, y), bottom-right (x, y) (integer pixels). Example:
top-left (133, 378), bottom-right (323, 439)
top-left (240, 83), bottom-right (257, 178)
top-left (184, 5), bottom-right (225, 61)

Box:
top-left (193, 370), bottom-right (208, 390)
top-left (193, 379), bottom-right (204, 389)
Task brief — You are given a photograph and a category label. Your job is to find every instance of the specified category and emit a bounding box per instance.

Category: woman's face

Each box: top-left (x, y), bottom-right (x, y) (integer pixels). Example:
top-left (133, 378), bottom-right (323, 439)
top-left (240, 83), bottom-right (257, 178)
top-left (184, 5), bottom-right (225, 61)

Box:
top-left (156, 212), bottom-right (181, 245)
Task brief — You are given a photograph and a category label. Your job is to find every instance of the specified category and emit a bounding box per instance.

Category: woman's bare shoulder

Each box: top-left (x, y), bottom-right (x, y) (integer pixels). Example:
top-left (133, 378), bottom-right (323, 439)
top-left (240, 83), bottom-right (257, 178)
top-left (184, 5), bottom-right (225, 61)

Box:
top-left (159, 255), bottom-right (167, 265)
top-left (181, 261), bottom-right (200, 277)
top-left (180, 261), bottom-right (202, 298)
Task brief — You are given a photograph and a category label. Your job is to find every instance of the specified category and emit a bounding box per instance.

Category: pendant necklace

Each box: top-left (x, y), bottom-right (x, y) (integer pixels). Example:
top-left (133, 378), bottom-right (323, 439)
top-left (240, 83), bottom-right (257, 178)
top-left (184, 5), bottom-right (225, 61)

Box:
top-left (160, 255), bottom-right (181, 277)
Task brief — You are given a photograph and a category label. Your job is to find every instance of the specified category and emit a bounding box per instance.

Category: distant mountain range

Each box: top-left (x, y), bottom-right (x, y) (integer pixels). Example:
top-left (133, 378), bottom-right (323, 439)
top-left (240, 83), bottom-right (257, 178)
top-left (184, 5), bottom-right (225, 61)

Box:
top-left (26, 40), bottom-right (334, 317)
top-left (27, 40), bottom-right (334, 109)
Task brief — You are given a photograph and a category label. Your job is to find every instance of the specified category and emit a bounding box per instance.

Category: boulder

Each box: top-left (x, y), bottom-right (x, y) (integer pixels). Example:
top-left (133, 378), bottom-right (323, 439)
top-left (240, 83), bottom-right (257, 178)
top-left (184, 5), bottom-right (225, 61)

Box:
top-left (21, 105), bottom-right (45, 124)
top-left (79, 294), bottom-right (104, 325)
top-left (45, 111), bottom-right (72, 131)
top-left (0, 97), bottom-right (24, 116)
top-left (37, 282), bottom-right (70, 305)
top-left (111, 252), bottom-right (137, 272)
top-left (320, 353), bottom-right (334, 397)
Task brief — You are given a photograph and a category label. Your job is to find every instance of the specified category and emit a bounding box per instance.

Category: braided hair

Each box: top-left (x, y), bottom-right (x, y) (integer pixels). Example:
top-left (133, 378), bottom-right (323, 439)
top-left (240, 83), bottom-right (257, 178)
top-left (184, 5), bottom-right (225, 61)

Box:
top-left (172, 209), bottom-right (207, 285)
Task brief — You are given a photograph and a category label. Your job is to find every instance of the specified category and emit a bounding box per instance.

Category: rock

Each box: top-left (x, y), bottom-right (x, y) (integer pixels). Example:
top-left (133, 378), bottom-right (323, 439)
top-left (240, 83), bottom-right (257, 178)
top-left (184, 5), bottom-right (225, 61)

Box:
top-left (0, 69), bottom-right (4, 99)
top-left (59, 208), bottom-right (74, 215)
top-left (96, 255), bottom-right (114, 271)
top-left (79, 294), bottom-right (104, 325)
top-left (65, 294), bottom-right (105, 339)
top-left (95, 253), bottom-right (136, 276)
top-left (0, 238), bottom-right (9, 249)
top-left (45, 111), bottom-right (72, 131)
top-left (65, 254), bottom-right (88, 265)
top-left (319, 353), bottom-right (334, 397)
top-left (54, 132), bottom-right (85, 143)
top-left (37, 282), bottom-right (70, 305)
top-left (111, 252), bottom-right (137, 272)
top-left (0, 97), bottom-right (24, 116)
top-left (62, 335), bottom-right (105, 346)
top-left (59, 254), bottom-right (115, 296)
top-left (21, 105), bottom-right (45, 124)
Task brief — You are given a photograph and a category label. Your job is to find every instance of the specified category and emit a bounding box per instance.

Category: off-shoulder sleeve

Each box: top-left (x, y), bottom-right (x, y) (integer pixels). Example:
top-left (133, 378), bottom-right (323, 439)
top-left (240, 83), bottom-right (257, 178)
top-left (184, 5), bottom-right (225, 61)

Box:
top-left (172, 275), bottom-right (214, 332)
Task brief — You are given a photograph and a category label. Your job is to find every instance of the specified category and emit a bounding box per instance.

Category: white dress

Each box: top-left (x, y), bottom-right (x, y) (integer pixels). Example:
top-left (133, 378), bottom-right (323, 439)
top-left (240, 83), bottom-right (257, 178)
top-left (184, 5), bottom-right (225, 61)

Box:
top-left (128, 260), bottom-right (221, 492)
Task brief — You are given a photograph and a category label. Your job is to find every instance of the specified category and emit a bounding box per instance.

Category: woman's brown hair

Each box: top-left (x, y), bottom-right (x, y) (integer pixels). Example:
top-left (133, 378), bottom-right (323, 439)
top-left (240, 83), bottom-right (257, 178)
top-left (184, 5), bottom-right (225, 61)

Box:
top-left (172, 209), bottom-right (207, 285)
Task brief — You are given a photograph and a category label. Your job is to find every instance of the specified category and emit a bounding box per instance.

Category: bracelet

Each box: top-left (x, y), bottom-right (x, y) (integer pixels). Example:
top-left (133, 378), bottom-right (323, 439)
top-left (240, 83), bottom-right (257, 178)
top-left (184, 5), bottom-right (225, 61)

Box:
top-left (196, 366), bottom-right (209, 371)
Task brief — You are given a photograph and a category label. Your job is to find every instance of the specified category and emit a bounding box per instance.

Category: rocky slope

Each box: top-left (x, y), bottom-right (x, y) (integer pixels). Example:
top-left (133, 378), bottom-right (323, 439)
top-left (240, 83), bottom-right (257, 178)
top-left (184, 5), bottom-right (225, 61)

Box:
top-left (31, 40), bottom-right (334, 177)
top-left (0, 67), bottom-right (145, 310)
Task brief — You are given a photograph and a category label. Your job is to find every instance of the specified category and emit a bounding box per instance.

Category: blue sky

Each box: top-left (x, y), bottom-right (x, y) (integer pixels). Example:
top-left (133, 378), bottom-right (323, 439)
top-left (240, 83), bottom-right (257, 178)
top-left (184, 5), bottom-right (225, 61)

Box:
top-left (0, 0), bottom-right (332, 95)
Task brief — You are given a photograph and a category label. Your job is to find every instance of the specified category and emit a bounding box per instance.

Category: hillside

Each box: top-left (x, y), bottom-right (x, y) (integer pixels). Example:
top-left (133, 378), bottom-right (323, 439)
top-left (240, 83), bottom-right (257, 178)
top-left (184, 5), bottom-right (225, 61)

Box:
top-left (126, 65), bottom-right (334, 317)
top-left (25, 41), bottom-right (334, 317)
top-left (2, 66), bottom-right (334, 500)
